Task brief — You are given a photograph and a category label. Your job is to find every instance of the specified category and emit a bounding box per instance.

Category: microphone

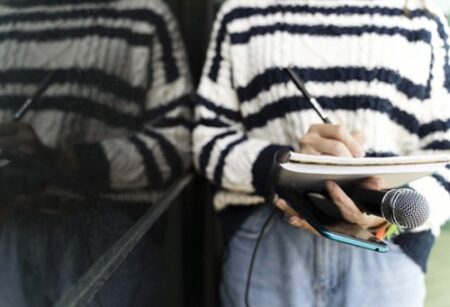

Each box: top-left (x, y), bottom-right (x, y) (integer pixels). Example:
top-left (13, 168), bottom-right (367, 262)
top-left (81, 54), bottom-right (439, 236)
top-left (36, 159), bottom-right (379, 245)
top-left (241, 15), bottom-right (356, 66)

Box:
top-left (347, 188), bottom-right (430, 229)
top-left (309, 188), bottom-right (430, 229)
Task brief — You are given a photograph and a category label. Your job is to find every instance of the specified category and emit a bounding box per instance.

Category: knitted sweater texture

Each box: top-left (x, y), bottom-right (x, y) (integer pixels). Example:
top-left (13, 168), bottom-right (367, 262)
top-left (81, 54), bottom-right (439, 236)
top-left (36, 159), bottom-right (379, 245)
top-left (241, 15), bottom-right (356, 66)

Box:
top-left (194, 0), bottom-right (450, 268)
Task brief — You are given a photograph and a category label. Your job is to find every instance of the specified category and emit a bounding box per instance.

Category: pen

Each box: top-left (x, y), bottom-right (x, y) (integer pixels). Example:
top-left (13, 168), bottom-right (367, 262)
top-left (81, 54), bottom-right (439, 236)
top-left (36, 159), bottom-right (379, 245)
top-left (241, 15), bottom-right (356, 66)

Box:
top-left (285, 68), bottom-right (366, 158)
top-left (284, 68), bottom-right (332, 124)
top-left (14, 71), bottom-right (55, 121)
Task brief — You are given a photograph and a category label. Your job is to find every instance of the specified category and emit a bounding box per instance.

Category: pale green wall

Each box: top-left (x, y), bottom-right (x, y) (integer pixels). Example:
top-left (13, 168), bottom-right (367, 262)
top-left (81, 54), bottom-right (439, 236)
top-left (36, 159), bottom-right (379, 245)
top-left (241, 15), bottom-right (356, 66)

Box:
top-left (436, 0), bottom-right (450, 12)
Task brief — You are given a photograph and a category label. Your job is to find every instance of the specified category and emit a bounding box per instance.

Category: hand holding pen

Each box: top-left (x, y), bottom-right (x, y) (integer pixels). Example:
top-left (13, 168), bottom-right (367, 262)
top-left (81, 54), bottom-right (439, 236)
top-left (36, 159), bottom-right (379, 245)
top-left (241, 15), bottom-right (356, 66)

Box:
top-left (0, 72), bottom-right (55, 159)
top-left (0, 71), bottom-right (58, 171)
top-left (284, 68), bottom-right (365, 158)
top-left (0, 72), bottom-right (57, 207)
top-left (276, 68), bottom-right (386, 232)
top-left (0, 72), bottom-right (84, 202)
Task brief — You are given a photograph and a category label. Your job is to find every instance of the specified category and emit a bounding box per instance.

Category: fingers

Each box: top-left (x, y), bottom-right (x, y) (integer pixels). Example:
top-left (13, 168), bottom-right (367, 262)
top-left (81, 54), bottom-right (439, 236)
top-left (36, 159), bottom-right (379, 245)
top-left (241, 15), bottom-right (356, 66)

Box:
top-left (300, 124), bottom-right (365, 157)
top-left (303, 134), bottom-right (353, 157)
top-left (326, 181), bottom-right (364, 225)
top-left (274, 198), bottom-right (319, 235)
top-left (312, 124), bottom-right (364, 157)
top-left (0, 131), bottom-right (36, 148)
top-left (351, 131), bottom-right (366, 146)
top-left (0, 136), bottom-right (22, 149)
top-left (326, 181), bottom-right (387, 229)
top-left (300, 133), bottom-right (354, 157)
top-left (0, 123), bottom-right (21, 137)
top-left (288, 216), bottom-right (320, 235)
top-left (0, 123), bottom-right (37, 149)
top-left (274, 198), bottom-right (299, 217)
top-left (359, 176), bottom-right (383, 190)
top-left (364, 216), bottom-right (387, 230)
top-left (299, 146), bottom-right (321, 155)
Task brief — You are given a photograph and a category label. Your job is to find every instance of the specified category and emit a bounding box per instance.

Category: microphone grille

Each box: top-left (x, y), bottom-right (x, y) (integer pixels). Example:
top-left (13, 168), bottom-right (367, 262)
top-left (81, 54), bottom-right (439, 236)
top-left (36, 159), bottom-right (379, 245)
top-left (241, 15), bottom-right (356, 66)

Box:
top-left (381, 189), bottom-right (430, 229)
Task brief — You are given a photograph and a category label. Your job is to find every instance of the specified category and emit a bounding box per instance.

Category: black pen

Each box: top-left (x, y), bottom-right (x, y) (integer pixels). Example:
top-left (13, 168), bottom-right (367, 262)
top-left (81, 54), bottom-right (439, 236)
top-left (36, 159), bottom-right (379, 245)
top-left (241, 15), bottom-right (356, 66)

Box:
top-left (285, 68), bottom-right (367, 158)
top-left (284, 68), bottom-right (332, 124)
top-left (14, 71), bottom-right (55, 121)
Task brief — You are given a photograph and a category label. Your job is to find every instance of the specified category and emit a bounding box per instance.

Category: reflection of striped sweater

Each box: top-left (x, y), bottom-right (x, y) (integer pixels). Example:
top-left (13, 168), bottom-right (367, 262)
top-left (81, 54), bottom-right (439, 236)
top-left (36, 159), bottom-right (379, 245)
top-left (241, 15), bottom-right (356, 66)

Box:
top-left (194, 0), bottom-right (450, 269)
top-left (0, 0), bottom-right (192, 203)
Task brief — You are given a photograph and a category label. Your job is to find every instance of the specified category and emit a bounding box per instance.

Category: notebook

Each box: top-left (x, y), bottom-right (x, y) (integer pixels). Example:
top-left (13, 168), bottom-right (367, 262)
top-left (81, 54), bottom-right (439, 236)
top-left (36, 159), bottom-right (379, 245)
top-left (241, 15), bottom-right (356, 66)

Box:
top-left (278, 152), bottom-right (450, 190)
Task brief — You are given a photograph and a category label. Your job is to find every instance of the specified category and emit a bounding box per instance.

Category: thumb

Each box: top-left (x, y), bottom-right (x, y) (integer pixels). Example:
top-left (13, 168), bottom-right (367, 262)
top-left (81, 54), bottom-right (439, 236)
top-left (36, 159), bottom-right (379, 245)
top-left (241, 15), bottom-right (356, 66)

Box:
top-left (351, 131), bottom-right (366, 147)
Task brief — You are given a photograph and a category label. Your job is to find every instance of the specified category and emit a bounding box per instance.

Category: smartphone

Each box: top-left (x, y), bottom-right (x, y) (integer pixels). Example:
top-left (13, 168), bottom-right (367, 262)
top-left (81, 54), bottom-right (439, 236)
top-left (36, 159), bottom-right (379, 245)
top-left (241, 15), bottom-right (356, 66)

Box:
top-left (275, 186), bottom-right (389, 253)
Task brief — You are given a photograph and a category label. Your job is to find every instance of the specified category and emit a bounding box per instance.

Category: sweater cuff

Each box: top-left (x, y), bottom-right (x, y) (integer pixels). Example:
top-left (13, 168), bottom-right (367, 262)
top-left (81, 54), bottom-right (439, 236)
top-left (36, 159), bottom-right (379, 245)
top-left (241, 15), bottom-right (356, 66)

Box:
top-left (252, 145), bottom-right (293, 195)
top-left (393, 230), bottom-right (435, 273)
top-left (72, 143), bottom-right (110, 191)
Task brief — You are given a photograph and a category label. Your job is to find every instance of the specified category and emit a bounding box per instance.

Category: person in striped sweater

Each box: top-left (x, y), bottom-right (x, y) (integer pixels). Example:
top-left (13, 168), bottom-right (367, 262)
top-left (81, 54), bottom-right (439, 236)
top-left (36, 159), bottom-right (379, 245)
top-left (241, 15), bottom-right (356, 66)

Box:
top-left (0, 0), bottom-right (191, 306)
top-left (194, 0), bottom-right (450, 306)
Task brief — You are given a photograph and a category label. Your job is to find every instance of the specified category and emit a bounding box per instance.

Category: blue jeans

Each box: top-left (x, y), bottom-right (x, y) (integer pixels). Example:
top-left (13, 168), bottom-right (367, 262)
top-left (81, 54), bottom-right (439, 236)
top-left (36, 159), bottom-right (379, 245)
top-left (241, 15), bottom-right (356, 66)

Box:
top-left (221, 205), bottom-right (426, 307)
top-left (0, 197), bottom-right (165, 307)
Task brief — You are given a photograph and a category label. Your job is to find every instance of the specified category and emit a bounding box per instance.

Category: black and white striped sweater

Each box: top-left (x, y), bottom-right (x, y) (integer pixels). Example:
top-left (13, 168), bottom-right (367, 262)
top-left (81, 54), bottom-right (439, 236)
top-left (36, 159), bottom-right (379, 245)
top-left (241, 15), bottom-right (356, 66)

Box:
top-left (194, 0), bottom-right (450, 269)
top-left (0, 0), bottom-right (192, 203)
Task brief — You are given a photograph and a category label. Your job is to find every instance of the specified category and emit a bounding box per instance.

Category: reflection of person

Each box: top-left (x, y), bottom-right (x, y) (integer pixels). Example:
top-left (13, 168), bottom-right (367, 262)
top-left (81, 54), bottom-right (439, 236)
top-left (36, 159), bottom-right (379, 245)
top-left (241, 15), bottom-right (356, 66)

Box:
top-left (0, 0), bottom-right (191, 306)
top-left (194, 0), bottom-right (450, 306)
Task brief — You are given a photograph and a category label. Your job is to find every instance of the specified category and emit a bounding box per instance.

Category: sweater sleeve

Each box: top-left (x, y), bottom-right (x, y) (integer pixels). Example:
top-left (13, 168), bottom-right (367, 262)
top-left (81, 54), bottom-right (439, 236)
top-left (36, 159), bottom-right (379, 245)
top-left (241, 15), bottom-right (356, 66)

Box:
top-left (193, 5), bottom-right (292, 196)
top-left (407, 10), bottom-right (450, 235)
top-left (71, 4), bottom-right (192, 192)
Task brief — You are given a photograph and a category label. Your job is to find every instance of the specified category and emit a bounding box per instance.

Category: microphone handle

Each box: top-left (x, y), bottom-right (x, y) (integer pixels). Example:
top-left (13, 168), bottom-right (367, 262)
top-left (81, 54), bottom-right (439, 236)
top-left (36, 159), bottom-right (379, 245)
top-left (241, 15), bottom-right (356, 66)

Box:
top-left (307, 188), bottom-right (386, 220)
top-left (345, 188), bottom-right (385, 217)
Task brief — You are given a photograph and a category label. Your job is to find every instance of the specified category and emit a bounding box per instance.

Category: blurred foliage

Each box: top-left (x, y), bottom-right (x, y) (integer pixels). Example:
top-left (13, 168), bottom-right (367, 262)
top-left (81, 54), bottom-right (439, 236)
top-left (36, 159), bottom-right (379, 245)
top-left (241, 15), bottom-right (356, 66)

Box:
top-left (426, 225), bottom-right (450, 307)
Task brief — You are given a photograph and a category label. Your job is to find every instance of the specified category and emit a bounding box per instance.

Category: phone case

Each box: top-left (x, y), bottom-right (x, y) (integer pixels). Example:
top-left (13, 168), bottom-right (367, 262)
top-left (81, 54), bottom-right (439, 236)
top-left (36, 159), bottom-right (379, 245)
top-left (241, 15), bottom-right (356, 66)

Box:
top-left (276, 186), bottom-right (389, 253)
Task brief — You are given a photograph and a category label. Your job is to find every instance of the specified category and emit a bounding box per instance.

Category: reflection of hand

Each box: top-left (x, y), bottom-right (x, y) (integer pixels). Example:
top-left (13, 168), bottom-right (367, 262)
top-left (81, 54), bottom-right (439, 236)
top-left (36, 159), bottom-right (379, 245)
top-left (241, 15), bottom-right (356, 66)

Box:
top-left (0, 122), bottom-right (80, 181)
top-left (0, 122), bottom-right (46, 158)
top-left (0, 162), bottom-right (48, 205)
top-left (299, 124), bottom-right (365, 157)
top-left (0, 123), bottom-right (51, 201)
